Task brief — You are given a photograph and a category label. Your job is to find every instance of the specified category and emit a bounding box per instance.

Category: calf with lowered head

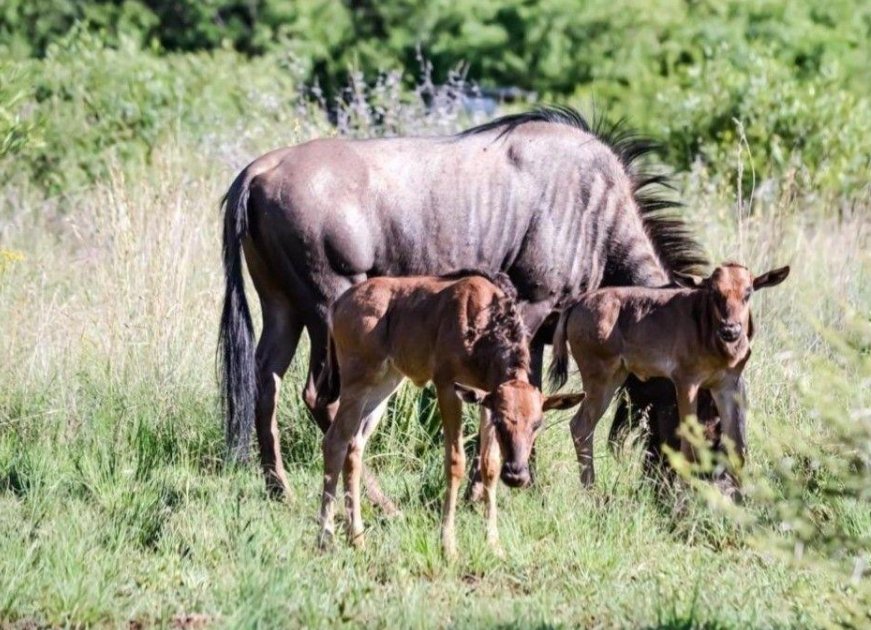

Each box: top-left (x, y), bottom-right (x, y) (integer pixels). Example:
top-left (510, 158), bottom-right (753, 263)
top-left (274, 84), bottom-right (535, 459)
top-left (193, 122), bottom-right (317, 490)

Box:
top-left (318, 271), bottom-right (584, 556)
top-left (549, 262), bottom-right (790, 486)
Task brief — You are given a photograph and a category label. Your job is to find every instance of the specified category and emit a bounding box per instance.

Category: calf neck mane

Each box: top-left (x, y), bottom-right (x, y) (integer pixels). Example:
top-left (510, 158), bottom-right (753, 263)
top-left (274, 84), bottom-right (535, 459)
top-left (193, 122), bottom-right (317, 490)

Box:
top-left (462, 276), bottom-right (530, 383)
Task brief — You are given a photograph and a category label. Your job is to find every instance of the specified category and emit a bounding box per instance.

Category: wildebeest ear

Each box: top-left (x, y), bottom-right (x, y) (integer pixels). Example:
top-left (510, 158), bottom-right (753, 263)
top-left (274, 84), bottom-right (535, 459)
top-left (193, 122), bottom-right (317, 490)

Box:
top-left (453, 383), bottom-right (490, 406)
top-left (753, 265), bottom-right (790, 290)
top-left (542, 392), bottom-right (585, 411)
top-left (672, 271), bottom-right (705, 289)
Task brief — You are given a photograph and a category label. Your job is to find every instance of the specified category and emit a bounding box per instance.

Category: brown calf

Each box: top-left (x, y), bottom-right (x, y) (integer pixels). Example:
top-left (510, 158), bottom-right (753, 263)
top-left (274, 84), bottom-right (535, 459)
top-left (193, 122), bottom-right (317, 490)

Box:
top-left (550, 263), bottom-right (789, 487)
top-left (317, 272), bottom-right (584, 556)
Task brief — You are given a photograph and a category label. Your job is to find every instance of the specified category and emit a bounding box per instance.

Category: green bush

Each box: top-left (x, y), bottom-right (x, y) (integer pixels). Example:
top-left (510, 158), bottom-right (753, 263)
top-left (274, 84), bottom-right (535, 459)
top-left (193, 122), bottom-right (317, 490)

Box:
top-left (576, 41), bottom-right (871, 195)
top-left (0, 28), bottom-right (303, 192)
top-left (1, 1), bottom-right (868, 197)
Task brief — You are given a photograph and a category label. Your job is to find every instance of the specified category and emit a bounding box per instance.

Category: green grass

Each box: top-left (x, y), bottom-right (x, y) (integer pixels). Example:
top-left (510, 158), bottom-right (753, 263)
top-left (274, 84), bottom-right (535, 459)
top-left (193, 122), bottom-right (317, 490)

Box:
top-left (1, 113), bottom-right (869, 627)
top-left (0, 381), bottom-right (863, 627)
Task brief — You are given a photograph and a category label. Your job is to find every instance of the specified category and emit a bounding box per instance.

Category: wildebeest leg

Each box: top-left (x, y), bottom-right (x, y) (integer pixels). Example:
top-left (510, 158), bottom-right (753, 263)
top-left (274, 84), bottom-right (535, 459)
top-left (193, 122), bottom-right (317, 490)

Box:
top-left (710, 374), bottom-right (747, 471)
top-left (465, 448), bottom-right (484, 503)
top-left (615, 376), bottom-right (671, 466)
top-left (477, 406), bottom-right (503, 553)
top-left (303, 317), bottom-right (398, 515)
top-left (318, 387), bottom-right (367, 549)
top-left (254, 306), bottom-right (303, 499)
top-left (674, 381), bottom-right (700, 464)
top-left (526, 337), bottom-right (545, 484)
top-left (571, 366), bottom-right (625, 487)
top-left (436, 381), bottom-right (466, 559)
top-left (343, 372), bottom-right (403, 547)
top-left (618, 378), bottom-right (723, 478)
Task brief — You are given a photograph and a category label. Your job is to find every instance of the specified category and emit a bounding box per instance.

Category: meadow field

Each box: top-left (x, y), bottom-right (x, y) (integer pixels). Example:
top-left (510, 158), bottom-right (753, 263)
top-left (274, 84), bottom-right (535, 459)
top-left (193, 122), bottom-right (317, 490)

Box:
top-left (1, 3), bottom-right (870, 628)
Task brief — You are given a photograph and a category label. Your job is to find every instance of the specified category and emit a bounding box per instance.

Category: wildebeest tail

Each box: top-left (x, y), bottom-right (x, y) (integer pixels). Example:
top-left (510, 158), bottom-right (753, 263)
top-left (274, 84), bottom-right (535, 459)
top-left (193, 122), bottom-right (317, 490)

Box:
top-left (218, 169), bottom-right (257, 463)
top-left (548, 308), bottom-right (572, 390)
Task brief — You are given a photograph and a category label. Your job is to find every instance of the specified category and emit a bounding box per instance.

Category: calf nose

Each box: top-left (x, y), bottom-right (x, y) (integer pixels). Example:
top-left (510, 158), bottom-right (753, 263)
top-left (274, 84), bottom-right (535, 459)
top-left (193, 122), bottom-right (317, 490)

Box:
top-left (500, 462), bottom-right (531, 488)
top-left (718, 323), bottom-right (742, 342)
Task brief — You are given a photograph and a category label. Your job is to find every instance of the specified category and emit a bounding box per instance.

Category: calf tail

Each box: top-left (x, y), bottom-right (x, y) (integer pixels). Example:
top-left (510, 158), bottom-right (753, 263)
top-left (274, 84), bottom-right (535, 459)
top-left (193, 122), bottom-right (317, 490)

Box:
top-left (317, 319), bottom-right (341, 405)
top-left (548, 308), bottom-right (572, 391)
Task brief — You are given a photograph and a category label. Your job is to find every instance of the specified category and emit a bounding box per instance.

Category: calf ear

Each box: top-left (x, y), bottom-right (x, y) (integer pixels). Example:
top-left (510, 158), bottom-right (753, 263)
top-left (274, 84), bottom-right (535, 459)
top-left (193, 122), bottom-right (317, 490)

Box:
top-left (453, 383), bottom-right (490, 406)
top-left (543, 392), bottom-right (585, 411)
top-left (753, 265), bottom-right (790, 290)
top-left (672, 271), bottom-right (705, 289)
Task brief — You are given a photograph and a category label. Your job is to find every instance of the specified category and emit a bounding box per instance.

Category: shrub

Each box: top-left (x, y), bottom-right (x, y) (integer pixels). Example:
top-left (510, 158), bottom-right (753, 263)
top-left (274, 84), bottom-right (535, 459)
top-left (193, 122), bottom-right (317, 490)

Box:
top-left (0, 28), bottom-right (302, 193)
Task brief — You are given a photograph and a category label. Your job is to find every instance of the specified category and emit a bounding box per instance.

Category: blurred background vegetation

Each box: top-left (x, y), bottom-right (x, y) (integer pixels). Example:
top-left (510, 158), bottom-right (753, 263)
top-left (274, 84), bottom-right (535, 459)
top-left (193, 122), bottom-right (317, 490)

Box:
top-left (1, 0), bottom-right (869, 196)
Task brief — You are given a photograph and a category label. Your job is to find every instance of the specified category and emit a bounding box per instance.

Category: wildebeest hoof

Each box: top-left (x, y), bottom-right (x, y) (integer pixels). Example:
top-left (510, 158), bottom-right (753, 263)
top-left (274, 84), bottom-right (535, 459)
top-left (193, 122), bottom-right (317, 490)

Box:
top-left (317, 529), bottom-right (335, 551)
top-left (714, 474), bottom-right (743, 503)
top-left (465, 479), bottom-right (485, 503)
top-left (364, 473), bottom-right (401, 516)
top-left (488, 540), bottom-right (504, 558)
top-left (379, 508), bottom-right (404, 521)
top-left (265, 476), bottom-right (291, 502)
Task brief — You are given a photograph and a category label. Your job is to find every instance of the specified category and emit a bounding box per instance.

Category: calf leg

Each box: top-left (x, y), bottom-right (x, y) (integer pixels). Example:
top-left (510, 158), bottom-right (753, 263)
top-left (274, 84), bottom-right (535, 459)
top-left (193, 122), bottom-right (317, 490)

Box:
top-left (571, 367), bottom-right (624, 487)
top-left (436, 382), bottom-right (466, 559)
top-left (318, 388), bottom-right (367, 548)
top-left (303, 318), bottom-right (398, 515)
top-left (343, 373), bottom-right (403, 547)
top-left (477, 406), bottom-right (503, 552)
top-left (711, 375), bottom-right (747, 467)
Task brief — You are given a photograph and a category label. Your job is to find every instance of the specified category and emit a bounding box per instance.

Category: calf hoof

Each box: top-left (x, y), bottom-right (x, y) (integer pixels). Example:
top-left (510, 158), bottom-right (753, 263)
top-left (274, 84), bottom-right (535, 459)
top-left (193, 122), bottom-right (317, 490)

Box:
top-left (349, 529), bottom-right (366, 549)
top-left (487, 539), bottom-right (504, 558)
top-left (442, 538), bottom-right (458, 561)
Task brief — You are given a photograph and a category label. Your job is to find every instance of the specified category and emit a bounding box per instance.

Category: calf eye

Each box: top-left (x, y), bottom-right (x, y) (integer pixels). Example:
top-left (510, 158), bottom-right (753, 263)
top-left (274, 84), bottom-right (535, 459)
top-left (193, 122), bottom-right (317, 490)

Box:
top-left (532, 419), bottom-right (543, 431)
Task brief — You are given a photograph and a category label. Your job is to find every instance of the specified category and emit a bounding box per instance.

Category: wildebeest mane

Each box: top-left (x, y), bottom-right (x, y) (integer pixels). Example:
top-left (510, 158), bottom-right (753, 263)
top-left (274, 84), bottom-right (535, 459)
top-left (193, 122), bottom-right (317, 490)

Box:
top-left (459, 105), bottom-right (708, 277)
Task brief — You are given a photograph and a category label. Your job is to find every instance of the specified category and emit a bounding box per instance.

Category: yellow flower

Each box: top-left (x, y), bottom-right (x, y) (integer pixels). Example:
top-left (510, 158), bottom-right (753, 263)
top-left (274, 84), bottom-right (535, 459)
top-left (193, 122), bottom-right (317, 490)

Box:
top-left (0, 248), bottom-right (25, 274)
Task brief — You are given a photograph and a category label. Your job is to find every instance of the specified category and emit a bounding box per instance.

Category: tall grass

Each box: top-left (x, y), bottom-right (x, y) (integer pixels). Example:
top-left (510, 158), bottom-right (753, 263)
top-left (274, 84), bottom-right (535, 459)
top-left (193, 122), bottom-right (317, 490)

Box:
top-left (0, 93), bottom-right (869, 626)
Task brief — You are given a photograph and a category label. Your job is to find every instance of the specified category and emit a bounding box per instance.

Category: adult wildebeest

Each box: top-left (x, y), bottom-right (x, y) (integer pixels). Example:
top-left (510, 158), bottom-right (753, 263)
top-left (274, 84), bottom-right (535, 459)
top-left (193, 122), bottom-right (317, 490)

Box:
top-left (317, 271), bottom-right (583, 554)
top-left (218, 106), bottom-right (716, 499)
top-left (549, 262), bottom-right (790, 487)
